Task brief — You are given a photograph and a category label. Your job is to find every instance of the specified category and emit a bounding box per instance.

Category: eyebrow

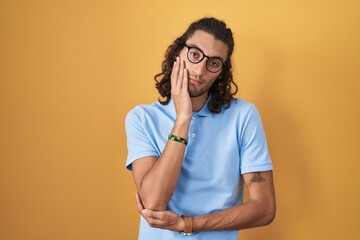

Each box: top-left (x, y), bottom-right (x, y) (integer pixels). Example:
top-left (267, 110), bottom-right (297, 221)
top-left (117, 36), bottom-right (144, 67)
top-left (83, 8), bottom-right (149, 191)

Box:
top-left (186, 43), bottom-right (226, 62)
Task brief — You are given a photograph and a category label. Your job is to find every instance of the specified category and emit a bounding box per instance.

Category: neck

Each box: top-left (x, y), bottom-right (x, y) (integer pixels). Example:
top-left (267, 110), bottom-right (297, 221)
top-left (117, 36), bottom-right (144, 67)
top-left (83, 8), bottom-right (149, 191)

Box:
top-left (191, 92), bottom-right (209, 112)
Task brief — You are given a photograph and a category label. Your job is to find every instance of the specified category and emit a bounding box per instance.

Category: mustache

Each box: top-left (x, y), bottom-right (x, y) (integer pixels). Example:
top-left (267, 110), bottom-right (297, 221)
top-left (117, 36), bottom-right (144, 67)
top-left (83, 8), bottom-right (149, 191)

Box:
top-left (188, 75), bottom-right (204, 83)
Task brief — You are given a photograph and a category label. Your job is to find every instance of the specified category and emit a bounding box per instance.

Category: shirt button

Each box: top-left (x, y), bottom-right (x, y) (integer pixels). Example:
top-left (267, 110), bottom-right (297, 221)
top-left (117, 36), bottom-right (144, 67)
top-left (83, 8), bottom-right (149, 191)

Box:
top-left (191, 133), bottom-right (196, 138)
top-left (192, 116), bottom-right (196, 120)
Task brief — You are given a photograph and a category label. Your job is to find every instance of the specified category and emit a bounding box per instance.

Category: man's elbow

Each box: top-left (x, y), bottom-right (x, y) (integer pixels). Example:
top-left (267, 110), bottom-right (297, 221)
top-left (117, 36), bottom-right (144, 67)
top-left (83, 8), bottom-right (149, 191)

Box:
top-left (138, 191), bottom-right (168, 211)
top-left (143, 200), bottom-right (168, 211)
top-left (262, 204), bottom-right (276, 226)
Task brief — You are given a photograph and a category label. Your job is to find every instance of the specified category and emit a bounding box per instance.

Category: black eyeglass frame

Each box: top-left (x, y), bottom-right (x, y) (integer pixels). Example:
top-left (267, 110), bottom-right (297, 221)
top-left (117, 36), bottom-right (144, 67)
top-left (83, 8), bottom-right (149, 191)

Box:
top-left (183, 44), bottom-right (226, 73)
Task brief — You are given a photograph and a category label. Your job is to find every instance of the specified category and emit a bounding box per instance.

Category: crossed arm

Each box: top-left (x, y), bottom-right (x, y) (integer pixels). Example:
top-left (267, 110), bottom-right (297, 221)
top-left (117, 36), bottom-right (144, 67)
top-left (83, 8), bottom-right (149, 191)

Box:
top-left (133, 161), bottom-right (276, 232)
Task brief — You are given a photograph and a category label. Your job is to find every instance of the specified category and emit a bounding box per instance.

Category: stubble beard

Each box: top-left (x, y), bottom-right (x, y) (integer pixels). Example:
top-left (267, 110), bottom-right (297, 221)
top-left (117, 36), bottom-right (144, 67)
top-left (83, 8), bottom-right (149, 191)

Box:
top-left (188, 82), bottom-right (211, 98)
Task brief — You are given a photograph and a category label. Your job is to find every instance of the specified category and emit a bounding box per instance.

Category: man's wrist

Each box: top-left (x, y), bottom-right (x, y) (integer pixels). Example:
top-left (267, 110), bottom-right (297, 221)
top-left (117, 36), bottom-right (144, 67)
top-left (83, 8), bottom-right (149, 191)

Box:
top-left (175, 115), bottom-right (192, 124)
top-left (172, 118), bottom-right (190, 140)
top-left (179, 214), bottom-right (193, 236)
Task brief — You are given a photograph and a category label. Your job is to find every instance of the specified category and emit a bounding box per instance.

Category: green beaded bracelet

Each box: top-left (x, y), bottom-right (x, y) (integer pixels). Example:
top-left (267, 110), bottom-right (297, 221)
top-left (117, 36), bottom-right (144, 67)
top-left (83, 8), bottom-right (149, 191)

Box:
top-left (168, 134), bottom-right (188, 145)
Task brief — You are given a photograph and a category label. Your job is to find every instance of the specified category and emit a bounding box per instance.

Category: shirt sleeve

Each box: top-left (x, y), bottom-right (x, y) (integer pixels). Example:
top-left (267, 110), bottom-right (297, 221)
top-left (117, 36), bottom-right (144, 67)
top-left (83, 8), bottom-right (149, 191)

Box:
top-left (239, 104), bottom-right (273, 174)
top-left (125, 107), bottom-right (159, 171)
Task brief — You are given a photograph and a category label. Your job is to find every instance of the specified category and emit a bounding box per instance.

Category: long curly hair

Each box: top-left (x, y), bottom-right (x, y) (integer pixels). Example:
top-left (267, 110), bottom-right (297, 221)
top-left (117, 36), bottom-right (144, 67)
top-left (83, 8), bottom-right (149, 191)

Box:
top-left (154, 17), bottom-right (238, 113)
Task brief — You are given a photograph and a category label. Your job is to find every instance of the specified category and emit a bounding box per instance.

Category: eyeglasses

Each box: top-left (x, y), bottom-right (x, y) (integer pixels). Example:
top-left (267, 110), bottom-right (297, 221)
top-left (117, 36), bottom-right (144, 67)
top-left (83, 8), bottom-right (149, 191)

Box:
top-left (184, 45), bottom-right (225, 73)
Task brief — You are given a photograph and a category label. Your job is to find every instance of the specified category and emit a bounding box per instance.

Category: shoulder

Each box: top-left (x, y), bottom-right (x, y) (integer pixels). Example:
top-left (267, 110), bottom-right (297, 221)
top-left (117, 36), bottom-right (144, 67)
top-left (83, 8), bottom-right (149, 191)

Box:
top-left (223, 98), bottom-right (259, 116)
top-left (215, 98), bottom-right (264, 128)
top-left (126, 100), bottom-right (176, 128)
top-left (126, 101), bottom-right (163, 120)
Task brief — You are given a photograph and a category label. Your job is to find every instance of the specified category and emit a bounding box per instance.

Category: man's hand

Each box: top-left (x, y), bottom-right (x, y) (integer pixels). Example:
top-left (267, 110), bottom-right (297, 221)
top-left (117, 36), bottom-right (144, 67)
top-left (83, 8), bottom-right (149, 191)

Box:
top-left (171, 57), bottom-right (192, 121)
top-left (135, 193), bottom-right (185, 232)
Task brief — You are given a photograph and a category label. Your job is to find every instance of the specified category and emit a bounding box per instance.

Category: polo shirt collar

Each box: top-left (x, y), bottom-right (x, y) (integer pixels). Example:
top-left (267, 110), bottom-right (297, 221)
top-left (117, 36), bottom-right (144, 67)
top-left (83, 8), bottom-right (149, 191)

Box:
top-left (195, 95), bottom-right (213, 117)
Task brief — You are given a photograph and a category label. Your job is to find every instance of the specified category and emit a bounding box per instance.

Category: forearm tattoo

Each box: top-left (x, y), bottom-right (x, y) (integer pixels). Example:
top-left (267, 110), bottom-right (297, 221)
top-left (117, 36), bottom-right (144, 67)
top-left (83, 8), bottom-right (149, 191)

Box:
top-left (251, 172), bottom-right (265, 183)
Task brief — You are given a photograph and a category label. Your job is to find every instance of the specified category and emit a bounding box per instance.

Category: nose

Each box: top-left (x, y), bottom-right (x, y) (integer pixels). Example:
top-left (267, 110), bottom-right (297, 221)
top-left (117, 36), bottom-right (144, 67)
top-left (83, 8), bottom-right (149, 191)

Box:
top-left (192, 58), bottom-right (207, 76)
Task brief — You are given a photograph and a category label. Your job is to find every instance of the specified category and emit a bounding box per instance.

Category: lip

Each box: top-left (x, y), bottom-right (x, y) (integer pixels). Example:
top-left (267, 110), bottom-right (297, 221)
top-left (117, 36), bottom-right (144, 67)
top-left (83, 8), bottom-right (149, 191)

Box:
top-left (189, 77), bottom-right (203, 85)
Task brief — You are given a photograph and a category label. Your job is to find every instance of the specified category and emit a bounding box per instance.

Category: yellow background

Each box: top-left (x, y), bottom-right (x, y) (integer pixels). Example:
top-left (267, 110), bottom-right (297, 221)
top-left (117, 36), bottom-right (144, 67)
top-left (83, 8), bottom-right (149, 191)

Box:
top-left (1, 0), bottom-right (359, 239)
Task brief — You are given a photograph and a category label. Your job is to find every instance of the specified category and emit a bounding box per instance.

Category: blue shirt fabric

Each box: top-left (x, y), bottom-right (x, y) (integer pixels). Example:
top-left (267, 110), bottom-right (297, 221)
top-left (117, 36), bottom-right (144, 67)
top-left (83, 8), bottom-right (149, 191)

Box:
top-left (125, 97), bottom-right (273, 240)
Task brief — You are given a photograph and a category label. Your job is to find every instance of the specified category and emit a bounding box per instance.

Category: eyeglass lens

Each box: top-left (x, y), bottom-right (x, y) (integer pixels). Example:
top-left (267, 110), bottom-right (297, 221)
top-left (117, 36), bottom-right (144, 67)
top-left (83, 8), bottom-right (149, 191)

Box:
top-left (187, 47), bottom-right (223, 73)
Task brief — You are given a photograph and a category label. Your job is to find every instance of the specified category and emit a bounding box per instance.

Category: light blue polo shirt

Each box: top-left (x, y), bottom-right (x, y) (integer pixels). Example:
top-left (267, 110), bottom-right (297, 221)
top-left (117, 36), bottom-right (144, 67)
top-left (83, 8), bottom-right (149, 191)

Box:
top-left (125, 97), bottom-right (273, 240)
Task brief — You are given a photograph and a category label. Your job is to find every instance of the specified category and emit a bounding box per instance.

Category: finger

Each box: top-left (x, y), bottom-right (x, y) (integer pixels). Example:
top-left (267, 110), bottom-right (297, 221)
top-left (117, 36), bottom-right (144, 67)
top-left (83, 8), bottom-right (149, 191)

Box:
top-left (142, 209), bottom-right (167, 221)
top-left (140, 209), bottom-right (165, 228)
top-left (135, 193), bottom-right (144, 213)
top-left (182, 68), bottom-right (189, 91)
top-left (170, 60), bottom-right (177, 87)
top-left (177, 59), bottom-right (184, 89)
top-left (171, 57), bottom-right (180, 89)
top-left (143, 216), bottom-right (167, 228)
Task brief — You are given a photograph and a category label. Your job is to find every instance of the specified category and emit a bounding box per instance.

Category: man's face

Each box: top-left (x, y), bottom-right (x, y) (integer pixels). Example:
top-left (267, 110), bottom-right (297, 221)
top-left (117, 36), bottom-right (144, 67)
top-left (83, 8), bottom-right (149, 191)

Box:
top-left (179, 30), bottom-right (229, 98)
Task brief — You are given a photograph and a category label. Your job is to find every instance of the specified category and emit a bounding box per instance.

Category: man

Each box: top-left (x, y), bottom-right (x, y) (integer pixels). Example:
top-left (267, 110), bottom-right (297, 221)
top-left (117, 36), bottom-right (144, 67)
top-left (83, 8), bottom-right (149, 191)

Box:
top-left (125, 17), bottom-right (276, 239)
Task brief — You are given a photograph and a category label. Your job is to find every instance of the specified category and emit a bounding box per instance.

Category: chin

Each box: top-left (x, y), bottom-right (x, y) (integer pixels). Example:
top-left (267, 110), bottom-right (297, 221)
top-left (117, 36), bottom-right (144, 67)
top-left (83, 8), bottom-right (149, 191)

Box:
top-left (188, 88), bottom-right (208, 98)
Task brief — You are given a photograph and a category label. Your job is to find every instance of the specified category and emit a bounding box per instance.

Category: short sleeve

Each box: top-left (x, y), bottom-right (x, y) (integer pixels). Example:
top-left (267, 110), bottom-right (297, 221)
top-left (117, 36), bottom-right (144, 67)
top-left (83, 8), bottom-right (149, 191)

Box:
top-left (239, 105), bottom-right (273, 174)
top-left (125, 108), bottom-right (159, 171)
